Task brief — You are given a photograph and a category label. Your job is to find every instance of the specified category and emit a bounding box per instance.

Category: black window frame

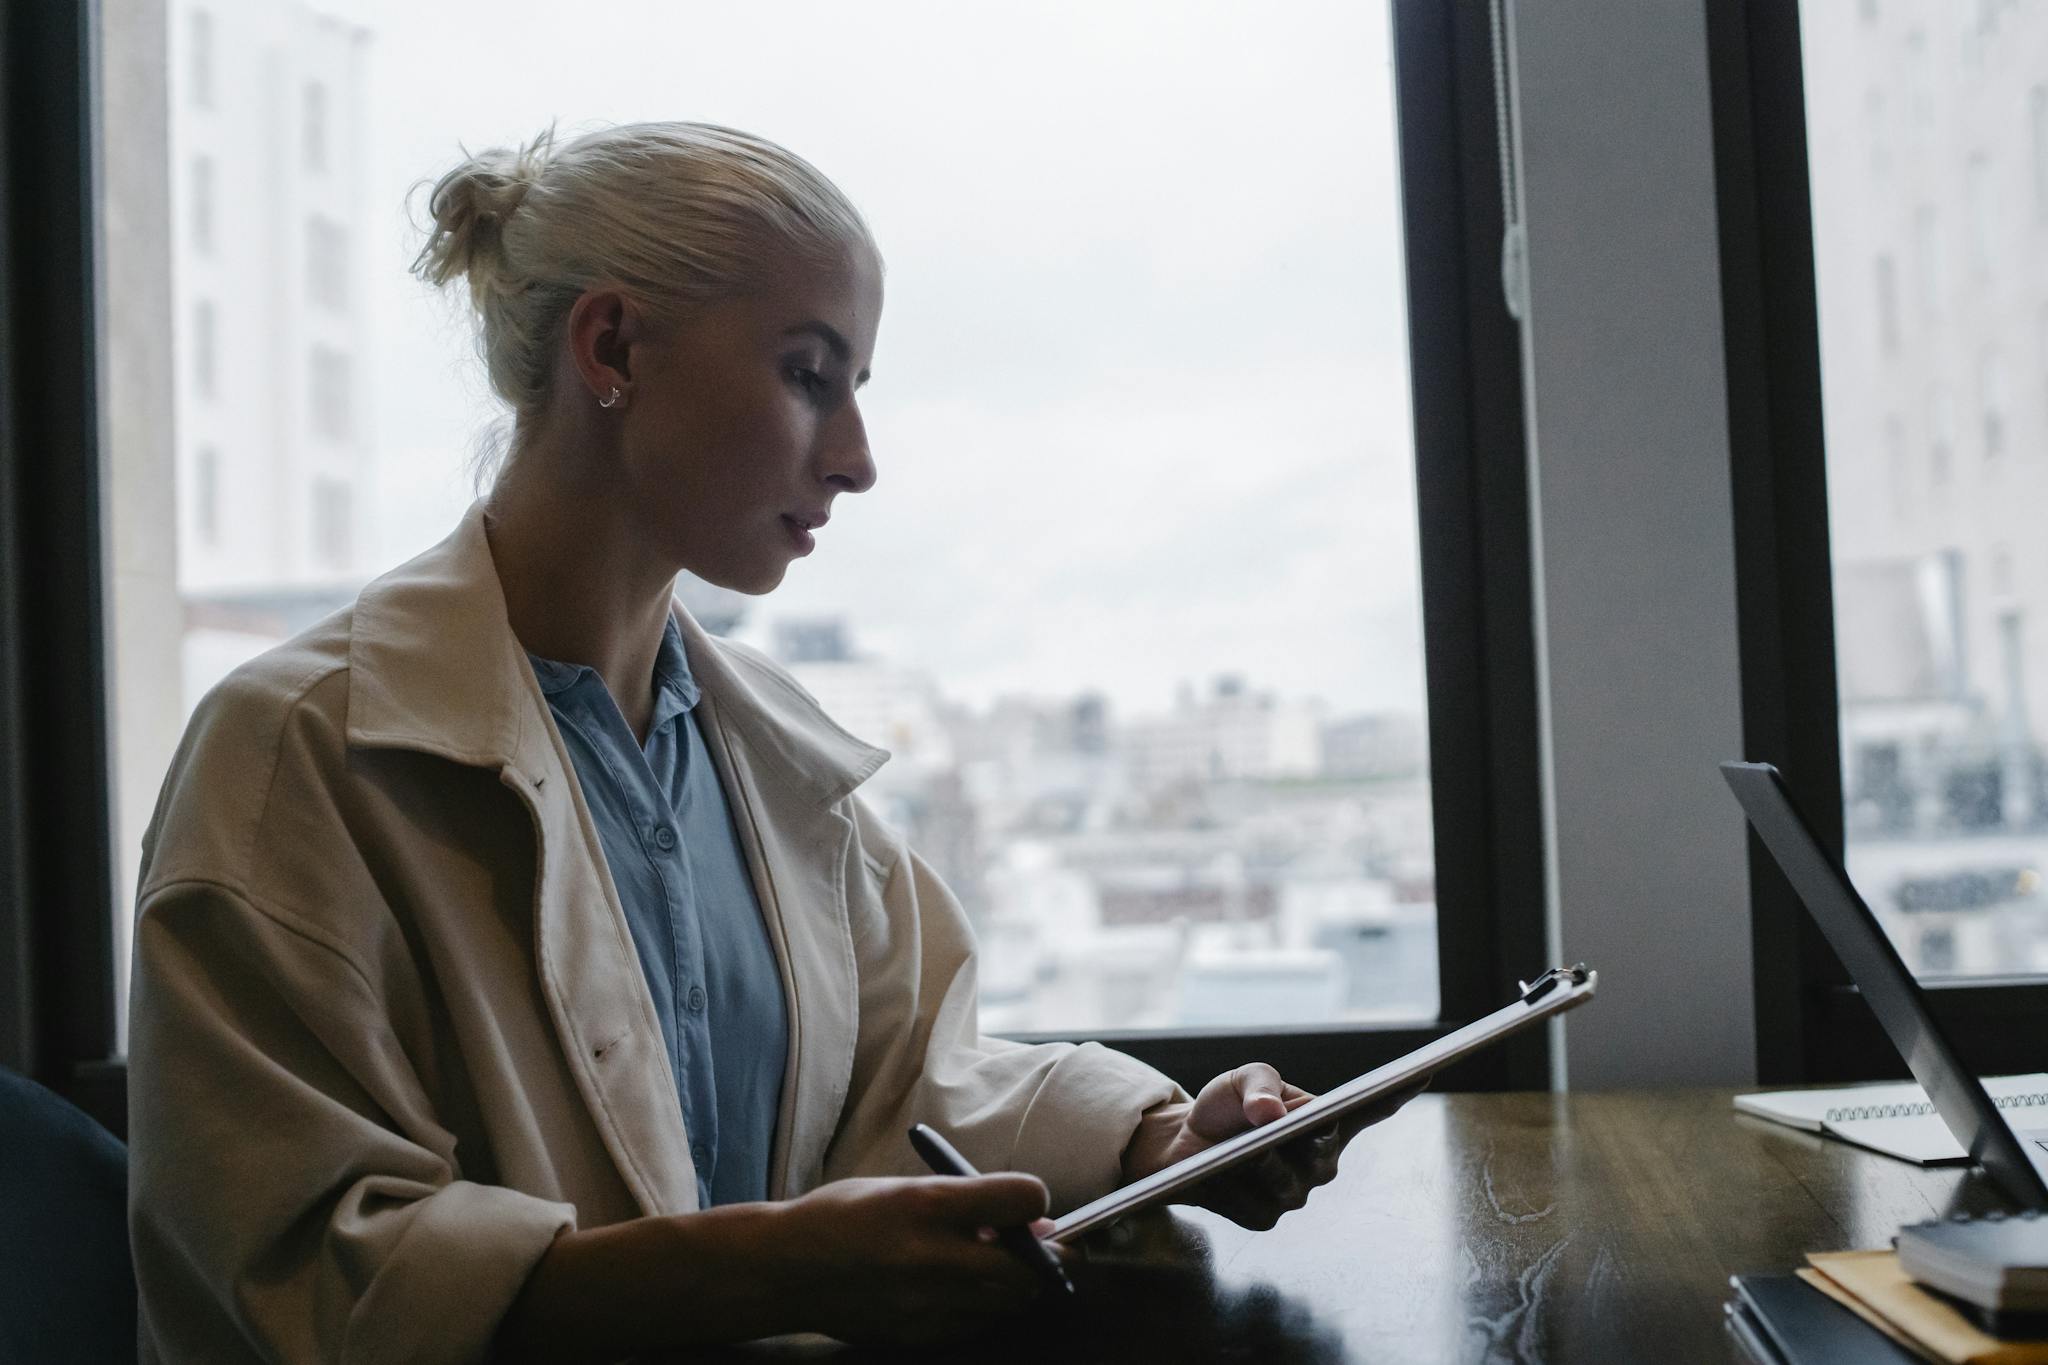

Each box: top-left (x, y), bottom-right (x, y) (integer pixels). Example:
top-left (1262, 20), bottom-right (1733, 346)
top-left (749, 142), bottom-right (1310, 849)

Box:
top-left (1, 0), bottom-right (126, 1133)
top-left (1710, 0), bottom-right (2048, 1086)
top-left (1, 0), bottom-right (1547, 1136)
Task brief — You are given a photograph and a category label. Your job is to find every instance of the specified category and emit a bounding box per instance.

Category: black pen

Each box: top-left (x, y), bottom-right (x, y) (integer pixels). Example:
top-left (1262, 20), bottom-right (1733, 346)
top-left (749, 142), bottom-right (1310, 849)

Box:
top-left (908, 1123), bottom-right (1076, 1297)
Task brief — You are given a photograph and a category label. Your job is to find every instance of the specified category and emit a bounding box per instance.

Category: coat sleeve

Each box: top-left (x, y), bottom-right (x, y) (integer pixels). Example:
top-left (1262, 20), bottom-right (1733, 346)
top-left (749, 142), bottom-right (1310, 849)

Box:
top-left (128, 879), bottom-right (575, 1365)
top-left (821, 802), bottom-right (1191, 1216)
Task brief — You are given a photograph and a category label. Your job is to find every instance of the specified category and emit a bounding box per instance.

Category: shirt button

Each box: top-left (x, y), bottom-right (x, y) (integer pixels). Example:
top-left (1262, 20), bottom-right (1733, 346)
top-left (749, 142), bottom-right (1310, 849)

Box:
top-left (687, 985), bottom-right (707, 1013)
top-left (653, 824), bottom-right (677, 851)
top-left (692, 1143), bottom-right (709, 1168)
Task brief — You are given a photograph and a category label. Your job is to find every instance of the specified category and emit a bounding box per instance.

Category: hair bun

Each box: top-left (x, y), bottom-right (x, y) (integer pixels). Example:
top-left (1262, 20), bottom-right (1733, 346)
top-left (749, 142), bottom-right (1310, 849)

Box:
top-left (410, 125), bottom-right (556, 294)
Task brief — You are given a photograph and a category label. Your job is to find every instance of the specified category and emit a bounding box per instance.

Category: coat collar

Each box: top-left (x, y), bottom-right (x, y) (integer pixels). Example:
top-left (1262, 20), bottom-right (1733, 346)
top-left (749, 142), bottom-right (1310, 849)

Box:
top-left (344, 500), bottom-right (887, 803)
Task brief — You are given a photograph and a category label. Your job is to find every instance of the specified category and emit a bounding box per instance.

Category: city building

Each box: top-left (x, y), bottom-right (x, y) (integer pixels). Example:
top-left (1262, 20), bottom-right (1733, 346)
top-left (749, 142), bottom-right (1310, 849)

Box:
top-left (1805, 2), bottom-right (2048, 834)
top-left (1321, 711), bottom-right (1427, 781)
top-left (1121, 675), bottom-right (1325, 791)
top-left (169, 0), bottom-right (372, 705)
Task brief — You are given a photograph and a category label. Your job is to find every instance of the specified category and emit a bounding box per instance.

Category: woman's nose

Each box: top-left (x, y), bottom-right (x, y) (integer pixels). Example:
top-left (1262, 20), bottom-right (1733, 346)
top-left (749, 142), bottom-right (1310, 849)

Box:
top-left (822, 401), bottom-right (877, 495)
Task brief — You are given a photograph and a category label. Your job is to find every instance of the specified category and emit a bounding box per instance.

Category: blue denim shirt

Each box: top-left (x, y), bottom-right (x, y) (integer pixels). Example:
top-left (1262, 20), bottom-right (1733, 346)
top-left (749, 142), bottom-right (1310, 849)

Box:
top-left (527, 615), bottom-right (788, 1206)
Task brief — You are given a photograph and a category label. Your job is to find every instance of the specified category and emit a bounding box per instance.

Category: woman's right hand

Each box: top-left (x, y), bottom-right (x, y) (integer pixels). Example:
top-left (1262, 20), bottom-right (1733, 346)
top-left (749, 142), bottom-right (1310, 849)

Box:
top-left (494, 1171), bottom-right (1062, 1361)
top-left (760, 1173), bottom-right (1058, 1345)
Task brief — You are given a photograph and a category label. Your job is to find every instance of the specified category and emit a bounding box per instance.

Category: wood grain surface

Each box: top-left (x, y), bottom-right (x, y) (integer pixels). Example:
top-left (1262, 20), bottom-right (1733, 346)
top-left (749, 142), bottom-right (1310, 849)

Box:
top-left (647, 1089), bottom-right (2019, 1364)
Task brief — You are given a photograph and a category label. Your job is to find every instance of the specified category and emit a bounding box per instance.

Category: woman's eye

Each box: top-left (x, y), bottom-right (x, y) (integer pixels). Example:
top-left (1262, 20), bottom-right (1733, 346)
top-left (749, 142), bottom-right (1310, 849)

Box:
top-left (786, 365), bottom-right (828, 396)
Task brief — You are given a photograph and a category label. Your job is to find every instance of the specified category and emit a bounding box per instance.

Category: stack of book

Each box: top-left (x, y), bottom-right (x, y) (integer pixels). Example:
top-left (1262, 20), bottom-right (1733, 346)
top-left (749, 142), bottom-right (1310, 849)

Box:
top-left (1728, 1072), bottom-right (2048, 1361)
top-left (1727, 1220), bottom-right (2048, 1365)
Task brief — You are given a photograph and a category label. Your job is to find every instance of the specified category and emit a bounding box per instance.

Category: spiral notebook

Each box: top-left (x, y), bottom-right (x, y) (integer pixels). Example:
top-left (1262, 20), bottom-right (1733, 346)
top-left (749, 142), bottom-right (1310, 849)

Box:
top-left (1735, 1075), bottom-right (2048, 1165)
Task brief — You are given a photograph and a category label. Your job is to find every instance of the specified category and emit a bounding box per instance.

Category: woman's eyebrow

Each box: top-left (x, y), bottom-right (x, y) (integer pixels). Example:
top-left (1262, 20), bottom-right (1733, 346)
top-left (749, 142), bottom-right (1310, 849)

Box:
top-left (782, 320), bottom-right (851, 359)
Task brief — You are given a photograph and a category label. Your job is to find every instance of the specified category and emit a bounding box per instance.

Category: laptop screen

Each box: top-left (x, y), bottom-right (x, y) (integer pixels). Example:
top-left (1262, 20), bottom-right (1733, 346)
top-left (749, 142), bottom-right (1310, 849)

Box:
top-left (1721, 761), bottom-right (2048, 1210)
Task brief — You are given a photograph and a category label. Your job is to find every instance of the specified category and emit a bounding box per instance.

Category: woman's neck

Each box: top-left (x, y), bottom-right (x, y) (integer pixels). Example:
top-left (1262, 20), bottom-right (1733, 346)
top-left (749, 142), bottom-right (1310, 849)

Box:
top-left (481, 450), bottom-right (678, 743)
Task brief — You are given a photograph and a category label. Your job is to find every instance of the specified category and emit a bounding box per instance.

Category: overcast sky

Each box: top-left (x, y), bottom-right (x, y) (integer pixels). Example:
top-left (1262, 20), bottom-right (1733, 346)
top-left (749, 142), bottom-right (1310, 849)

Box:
top-left (322, 0), bottom-right (1426, 718)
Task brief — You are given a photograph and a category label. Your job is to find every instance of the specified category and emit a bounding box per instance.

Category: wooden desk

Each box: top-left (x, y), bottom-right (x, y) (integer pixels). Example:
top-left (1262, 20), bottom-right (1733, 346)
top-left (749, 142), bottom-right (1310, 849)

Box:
top-left (666, 1089), bottom-right (2021, 1364)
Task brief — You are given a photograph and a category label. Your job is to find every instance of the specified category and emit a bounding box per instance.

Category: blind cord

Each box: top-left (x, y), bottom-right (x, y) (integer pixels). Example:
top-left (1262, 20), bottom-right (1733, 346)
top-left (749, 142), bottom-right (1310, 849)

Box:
top-left (1490, 0), bottom-right (1529, 320)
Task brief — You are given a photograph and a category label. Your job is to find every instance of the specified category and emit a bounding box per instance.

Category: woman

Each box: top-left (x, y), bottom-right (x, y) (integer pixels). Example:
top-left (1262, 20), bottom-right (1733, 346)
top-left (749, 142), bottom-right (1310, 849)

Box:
top-left (127, 122), bottom-right (1410, 1364)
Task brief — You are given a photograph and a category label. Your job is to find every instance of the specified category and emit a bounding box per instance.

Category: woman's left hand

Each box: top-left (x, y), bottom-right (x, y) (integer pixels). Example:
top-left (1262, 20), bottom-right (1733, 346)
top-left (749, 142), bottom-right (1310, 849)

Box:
top-left (1118, 1063), bottom-right (1423, 1231)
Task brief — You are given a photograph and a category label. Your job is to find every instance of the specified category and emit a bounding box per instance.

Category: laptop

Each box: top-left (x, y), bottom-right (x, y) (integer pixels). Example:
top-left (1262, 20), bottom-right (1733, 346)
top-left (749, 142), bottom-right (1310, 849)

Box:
top-left (1720, 760), bottom-right (2048, 1210)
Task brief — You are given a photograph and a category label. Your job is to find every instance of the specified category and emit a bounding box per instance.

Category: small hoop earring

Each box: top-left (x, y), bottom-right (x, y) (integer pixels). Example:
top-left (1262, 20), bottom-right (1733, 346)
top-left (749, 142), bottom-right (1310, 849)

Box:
top-left (598, 385), bottom-right (624, 409)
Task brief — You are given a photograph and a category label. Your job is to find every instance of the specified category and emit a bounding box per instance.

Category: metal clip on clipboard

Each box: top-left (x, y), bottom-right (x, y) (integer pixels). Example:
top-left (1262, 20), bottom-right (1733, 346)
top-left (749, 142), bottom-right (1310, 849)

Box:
top-left (1517, 963), bottom-right (1591, 1005)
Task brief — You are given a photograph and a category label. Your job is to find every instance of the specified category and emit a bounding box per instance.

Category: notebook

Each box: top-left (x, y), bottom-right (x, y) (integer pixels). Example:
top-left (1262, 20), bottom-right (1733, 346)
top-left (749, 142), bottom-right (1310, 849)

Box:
top-left (1725, 1272), bottom-right (1927, 1365)
top-left (1734, 1075), bottom-right (2048, 1165)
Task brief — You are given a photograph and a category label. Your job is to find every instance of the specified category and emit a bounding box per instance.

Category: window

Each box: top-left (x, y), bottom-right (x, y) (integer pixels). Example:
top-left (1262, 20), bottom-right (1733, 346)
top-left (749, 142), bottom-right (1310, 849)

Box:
top-left (307, 346), bottom-right (351, 440)
top-left (303, 82), bottom-right (328, 174)
top-left (1804, 1), bottom-right (2048, 986)
top-left (195, 446), bottom-right (219, 546)
top-left (1907, 29), bottom-right (1933, 128)
top-left (1965, 152), bottom-right (1993, 281)
top-left (2040, 306), bottom-right (2048, 428)
top-left (306, 216), bottom-right (346, 310)
top-left (2033, 85), bottom-right (2048, 224)
top-left (189, 10), bottom-right (213, 111)
top-left (1981, 350), bottom-right (2007, 460)
top-left (1914, 205), bottom-right (1941, 318)
top-left (1875, 254), bottom-right (1901, 354)
top-left (312, 476), bottom-right (352, 568)
top-left (191, 155), bottom-right (214, 256)
top-left (191, 299), bottom-right (215, 398)
top-left (89, 0), bottom-right (1541, 1098)
top-left (1929, 386), bottom-right (1954, 485)
top-left (1886, 414), bottom-right (1910, 522)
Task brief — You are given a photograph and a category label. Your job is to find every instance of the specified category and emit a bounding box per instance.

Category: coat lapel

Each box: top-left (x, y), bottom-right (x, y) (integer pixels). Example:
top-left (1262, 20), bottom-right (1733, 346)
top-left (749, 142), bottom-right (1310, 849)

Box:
top-left (673, 607), bottom-right (888, 1198)
top-left (501, 738), bottom-right (701, 1218)
top-left (694, 694), bottom-right (859, 1199)
top-left (345, 504), bottom-right (699, 1217)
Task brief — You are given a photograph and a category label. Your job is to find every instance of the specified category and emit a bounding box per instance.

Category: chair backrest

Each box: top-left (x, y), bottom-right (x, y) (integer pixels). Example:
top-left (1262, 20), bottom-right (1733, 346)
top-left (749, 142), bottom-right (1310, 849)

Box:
top-left (0, 1067), bottom-right (136, 1364)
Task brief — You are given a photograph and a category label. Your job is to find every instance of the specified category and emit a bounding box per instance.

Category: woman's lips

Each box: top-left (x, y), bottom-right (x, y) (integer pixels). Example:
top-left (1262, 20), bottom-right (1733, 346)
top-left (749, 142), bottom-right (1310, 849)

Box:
top-left (780, 514), bottom-right (816, 555)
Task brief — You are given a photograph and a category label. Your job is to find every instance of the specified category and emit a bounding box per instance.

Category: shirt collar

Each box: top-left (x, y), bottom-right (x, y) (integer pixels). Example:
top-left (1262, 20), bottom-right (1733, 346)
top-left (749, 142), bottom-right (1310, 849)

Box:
top-left (650, 613), bottom-right (703, 718)
top-left (526, 651), bottom-right (586, 698)
top-left (527, 614), bottom-right (702, 738)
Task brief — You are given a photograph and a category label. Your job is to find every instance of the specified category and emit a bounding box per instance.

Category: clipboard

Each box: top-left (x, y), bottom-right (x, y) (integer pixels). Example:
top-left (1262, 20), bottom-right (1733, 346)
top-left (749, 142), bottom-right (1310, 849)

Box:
top-left (1049, 963), bottom-right (1599, 1243)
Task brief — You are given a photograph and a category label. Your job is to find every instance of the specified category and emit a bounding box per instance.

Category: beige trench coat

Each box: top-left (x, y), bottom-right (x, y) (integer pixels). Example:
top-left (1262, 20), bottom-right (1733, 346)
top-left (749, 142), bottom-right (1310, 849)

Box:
top-left (126, 504), bottom-right (1182, 1364)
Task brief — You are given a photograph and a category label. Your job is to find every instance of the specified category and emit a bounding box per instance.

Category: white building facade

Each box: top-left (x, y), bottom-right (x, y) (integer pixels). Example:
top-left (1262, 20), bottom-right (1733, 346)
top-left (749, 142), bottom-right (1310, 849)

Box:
top-left (169, 0), bottom-right (373, 701)
top-left (1805, 1), bottom-right (2048, 832)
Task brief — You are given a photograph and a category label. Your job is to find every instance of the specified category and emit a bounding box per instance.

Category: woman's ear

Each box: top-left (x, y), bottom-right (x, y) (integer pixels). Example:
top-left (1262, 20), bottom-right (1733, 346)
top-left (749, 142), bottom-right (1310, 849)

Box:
top-left (566, 287), bottom-right (636, 400)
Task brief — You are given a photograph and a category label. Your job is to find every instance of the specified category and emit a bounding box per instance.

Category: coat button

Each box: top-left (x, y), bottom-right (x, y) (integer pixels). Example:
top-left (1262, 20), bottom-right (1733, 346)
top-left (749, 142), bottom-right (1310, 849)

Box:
top-left (687, 985), bottom-right (707, 1013)
top-left (653, 824), bottom-right (677, 851)
top-left (693, 1143), bottom-right (710, 1168)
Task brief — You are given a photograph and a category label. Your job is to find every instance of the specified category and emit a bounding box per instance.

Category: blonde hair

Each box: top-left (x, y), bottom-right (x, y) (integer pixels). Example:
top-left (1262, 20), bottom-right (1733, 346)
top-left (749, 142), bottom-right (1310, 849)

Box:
top-left (410, 121), bottom-right (878, 483)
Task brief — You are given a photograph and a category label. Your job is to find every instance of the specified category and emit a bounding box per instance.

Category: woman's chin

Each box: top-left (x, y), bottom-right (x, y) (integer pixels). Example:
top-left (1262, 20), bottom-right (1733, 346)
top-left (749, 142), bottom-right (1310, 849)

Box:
top-left (744, 566), bottom-right (789, 595)
top-left (689, 558), bottom-right (788, 597)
